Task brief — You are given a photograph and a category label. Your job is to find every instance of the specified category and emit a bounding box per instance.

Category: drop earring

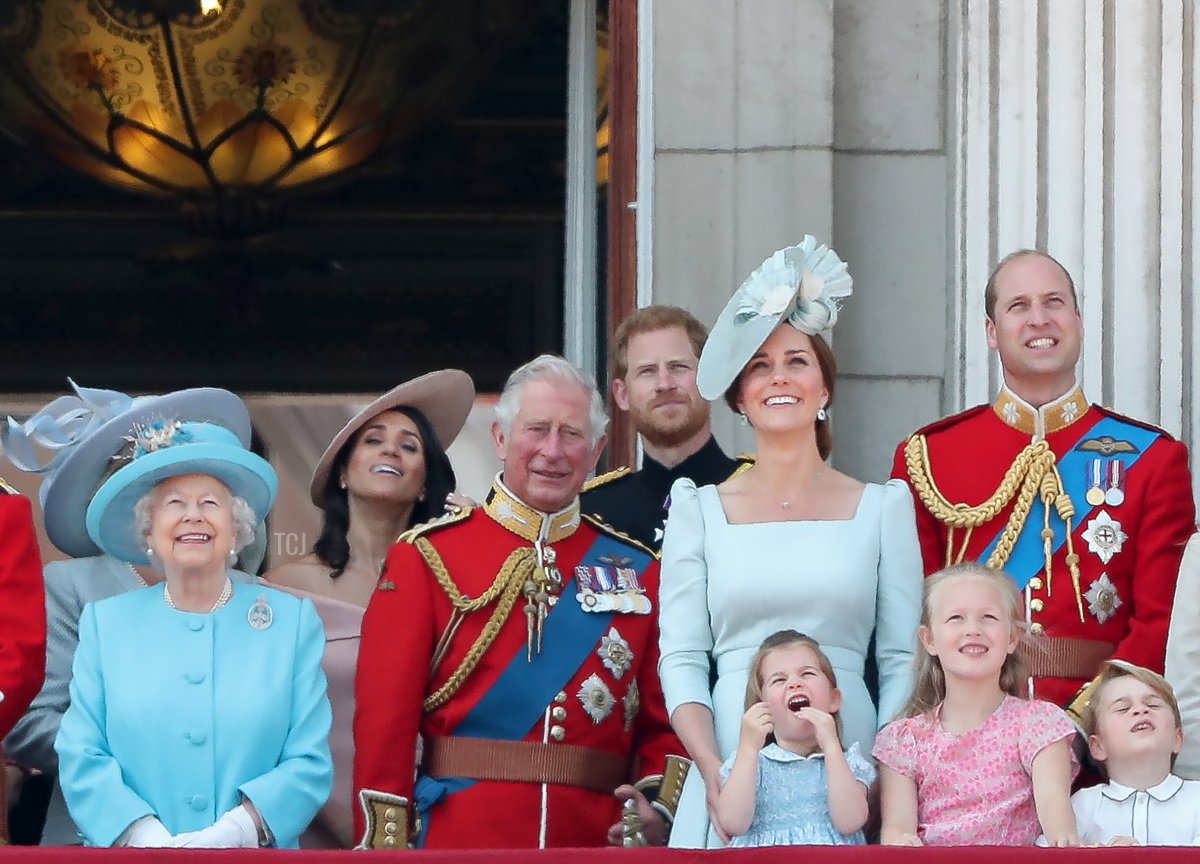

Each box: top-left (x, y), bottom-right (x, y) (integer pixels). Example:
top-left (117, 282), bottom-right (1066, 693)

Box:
top-left (737, 412), bottom-right (749, 426)
top-left (817, 406), bottom-right (827, 421)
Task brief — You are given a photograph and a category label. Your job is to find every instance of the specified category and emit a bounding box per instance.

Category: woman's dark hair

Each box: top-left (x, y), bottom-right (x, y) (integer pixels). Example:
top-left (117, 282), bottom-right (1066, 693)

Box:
top-left (313, 406), bottom-right (457, 577)
top-left (722, 329), bottom-right (838, 460)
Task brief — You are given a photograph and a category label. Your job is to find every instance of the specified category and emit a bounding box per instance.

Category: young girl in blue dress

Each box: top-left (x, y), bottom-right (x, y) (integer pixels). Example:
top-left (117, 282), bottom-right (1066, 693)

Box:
top-left (715, 630), bottom-right (875, 846)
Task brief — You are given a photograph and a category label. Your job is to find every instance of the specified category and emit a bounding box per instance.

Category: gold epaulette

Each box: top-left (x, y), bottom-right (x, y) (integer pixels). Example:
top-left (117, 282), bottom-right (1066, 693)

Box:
top-left (0, 477), bottom-right (15, 495)
top-left (581, 512), bottom-right (658, 559)
top-left (729, 454), bottom-right (755, 479)
top-left (582, 465), bottom-right (632, 492)
top-left (397, 505), bottom-right (473, 544)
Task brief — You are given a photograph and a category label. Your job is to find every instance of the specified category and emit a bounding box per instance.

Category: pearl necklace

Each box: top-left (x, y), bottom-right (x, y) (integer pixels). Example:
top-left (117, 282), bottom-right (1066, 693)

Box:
top-left (164, 577), bottom-right (233, 613)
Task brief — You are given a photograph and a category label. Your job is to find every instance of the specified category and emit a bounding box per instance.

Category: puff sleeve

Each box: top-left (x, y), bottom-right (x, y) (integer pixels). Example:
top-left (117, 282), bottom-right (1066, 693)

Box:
top-left (873, 480), bottom-right (923, 727)
top-left (657, 478), bottom-right (714, 716)
top-left (1016, 700), bottom-right (1077, 776)
top-left (871, 718), bottom-right (918, 779)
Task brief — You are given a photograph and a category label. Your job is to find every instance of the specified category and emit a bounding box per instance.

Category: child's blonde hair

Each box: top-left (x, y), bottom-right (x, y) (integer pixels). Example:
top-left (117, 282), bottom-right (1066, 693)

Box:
top-left (744, 629), bottom-right (839, 710)
top-left (900, 562), bottom-right (1028, 719)
top-left (1081, 660), bottom-right (1182, 771)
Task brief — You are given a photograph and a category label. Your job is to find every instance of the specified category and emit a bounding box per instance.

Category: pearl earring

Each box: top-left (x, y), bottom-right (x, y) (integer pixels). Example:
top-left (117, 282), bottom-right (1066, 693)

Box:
top-left (339, 479), bottom-right (347, 490)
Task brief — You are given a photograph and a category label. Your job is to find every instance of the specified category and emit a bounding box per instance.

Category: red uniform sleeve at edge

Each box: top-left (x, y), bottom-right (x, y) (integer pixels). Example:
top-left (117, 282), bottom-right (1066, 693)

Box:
top-left (1113, 439), bottom-right (1197, 672)
top-left (630, 561), bottom-right (683, 781)
top-left (352, 540), bottom-right (435, 842)
top-left (0, 495), bottom-right (46, 739)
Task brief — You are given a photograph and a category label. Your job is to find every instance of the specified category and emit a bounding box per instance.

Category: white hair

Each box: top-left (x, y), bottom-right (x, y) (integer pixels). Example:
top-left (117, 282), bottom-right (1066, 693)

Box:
top-left (134, 482), bottom-right (258, 557)
top-left (494, 354), bottom-right (608, 447)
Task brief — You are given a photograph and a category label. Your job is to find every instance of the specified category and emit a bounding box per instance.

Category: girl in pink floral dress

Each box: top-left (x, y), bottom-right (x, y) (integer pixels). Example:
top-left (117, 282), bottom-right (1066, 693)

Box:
top-left (873, 563), bottom-right (1080, 846)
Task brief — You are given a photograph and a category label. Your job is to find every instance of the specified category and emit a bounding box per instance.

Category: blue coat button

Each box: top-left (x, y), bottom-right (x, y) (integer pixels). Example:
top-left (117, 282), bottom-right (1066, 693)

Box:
top-left (185, 671), bottom-right (206, 684)
top-left (186, 730), bottom-right (207, 745)
top-left (187, 619), bottom-right (204, 632)
top-left (189, 794), bottom-right (207, 811)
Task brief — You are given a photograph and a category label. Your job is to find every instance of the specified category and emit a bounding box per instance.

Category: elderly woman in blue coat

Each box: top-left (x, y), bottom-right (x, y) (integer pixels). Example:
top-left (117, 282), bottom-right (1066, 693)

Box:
top-left (55, 420), bottom-right (333, 848)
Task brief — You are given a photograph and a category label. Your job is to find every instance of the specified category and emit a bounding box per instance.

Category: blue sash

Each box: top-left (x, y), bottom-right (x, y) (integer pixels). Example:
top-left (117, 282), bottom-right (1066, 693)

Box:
top-left (415, 531), bottom-right (653, 844)
top-left (978, 415), bottom-right (1161, 589)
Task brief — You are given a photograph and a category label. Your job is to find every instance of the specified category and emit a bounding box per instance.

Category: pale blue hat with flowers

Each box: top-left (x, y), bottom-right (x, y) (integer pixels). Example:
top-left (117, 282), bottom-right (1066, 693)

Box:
top-left (2, 381), bottom-right (252, 558)
top-left (85, 420), bottom-right (277, 565)
top-left (697, 235), bottom-right (853, 400)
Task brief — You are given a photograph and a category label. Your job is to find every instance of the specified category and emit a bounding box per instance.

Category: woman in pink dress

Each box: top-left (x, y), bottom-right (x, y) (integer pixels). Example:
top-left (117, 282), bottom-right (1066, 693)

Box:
top-left (264, 370), bottom-right (474, 847)
top-left (874, 562), bottom-right (1080, 846)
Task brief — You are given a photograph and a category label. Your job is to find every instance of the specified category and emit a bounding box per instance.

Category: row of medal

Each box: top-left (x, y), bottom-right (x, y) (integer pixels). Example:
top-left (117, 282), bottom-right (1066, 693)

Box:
top-left (1085, 457), bottom-right (1126, 507)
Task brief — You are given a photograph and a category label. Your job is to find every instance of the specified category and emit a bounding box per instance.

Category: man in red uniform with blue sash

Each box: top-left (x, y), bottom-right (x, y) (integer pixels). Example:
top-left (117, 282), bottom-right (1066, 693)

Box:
top-left (354, 356), bottom-right (685, 849)
top-left (893, 250), bottom-right (1195, 716)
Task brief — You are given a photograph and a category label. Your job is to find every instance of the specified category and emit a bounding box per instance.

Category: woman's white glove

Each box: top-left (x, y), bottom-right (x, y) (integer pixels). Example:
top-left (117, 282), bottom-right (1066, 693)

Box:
top-left (120, 816), bottom-right (175, 847)
top-left (176, 805), bottom-right (260, 848)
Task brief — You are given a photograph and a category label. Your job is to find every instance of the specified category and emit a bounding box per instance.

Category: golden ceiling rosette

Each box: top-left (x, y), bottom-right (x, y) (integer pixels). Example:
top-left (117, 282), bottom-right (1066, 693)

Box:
top-left (0, 0), bottom-right (525, 236)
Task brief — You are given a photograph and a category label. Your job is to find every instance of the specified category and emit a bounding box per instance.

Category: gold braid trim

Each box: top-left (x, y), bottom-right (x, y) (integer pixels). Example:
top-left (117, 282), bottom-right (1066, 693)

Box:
top-left (904, 435), bottom-right (1054, 570)
top-left (905, 434), bottom-right (1085, 616)
top-left (419, 538), bottom-right (537, 712)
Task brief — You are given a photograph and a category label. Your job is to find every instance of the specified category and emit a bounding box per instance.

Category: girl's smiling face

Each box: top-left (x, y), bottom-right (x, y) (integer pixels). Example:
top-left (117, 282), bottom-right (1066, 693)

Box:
top-left (919, 576), bottom-right (1019, 682)
top-left (759, 643), bottom-right (841, 740)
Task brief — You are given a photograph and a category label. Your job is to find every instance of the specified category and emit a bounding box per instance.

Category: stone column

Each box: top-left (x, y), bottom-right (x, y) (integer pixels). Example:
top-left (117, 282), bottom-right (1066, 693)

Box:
top-left (950, 0), bottom-right (1199, 500)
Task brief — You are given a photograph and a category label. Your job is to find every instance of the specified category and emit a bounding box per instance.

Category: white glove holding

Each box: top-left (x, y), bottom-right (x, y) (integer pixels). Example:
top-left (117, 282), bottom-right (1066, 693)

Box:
top-left (176, 804), bottom-right (259, 849)
top-left (120, 816), bottom-right (174, 847)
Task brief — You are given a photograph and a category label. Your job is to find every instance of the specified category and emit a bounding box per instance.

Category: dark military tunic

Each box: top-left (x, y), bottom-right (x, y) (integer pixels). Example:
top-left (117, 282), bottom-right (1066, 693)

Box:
top-left (581, 436), bottom-right (748, 554)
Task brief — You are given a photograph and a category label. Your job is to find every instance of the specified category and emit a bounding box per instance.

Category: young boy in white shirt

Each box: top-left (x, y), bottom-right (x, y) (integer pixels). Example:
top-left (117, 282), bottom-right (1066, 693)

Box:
top-left (1073, 660), bottom-right (1200, 846)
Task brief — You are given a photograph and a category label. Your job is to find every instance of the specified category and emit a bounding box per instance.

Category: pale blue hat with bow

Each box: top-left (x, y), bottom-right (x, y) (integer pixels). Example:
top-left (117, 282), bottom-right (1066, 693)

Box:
top-left (86, 420), bottom-right (277, 565)
top-left (697, 236), bottom-right (853, 400)
top-left (1, 382), bottom-right (252, 558)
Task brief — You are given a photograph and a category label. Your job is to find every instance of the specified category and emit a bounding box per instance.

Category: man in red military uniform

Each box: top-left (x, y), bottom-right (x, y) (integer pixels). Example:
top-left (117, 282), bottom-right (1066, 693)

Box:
top-left (893, 250), bottom-right (1195, 715)
top-left (354, 355), bottom-right (685, 850)
top-left (0, 480), bottom-right (45, 743)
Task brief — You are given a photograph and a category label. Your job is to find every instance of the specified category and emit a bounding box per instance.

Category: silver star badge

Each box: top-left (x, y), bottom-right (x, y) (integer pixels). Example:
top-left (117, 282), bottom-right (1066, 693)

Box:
top-left (1082, 511), bottom-right (1128, 564)
top-left (577, 673), bottom-right (616, 724)
top-left (598, 627), bottom-right (633, 679)
top-left (1084, 573), bottom-right (1123, 624)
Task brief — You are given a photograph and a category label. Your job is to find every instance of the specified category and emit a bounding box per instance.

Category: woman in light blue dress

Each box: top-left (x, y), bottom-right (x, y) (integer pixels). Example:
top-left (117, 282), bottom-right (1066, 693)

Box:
top-left (659, 238), bottom-right (923, 847)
